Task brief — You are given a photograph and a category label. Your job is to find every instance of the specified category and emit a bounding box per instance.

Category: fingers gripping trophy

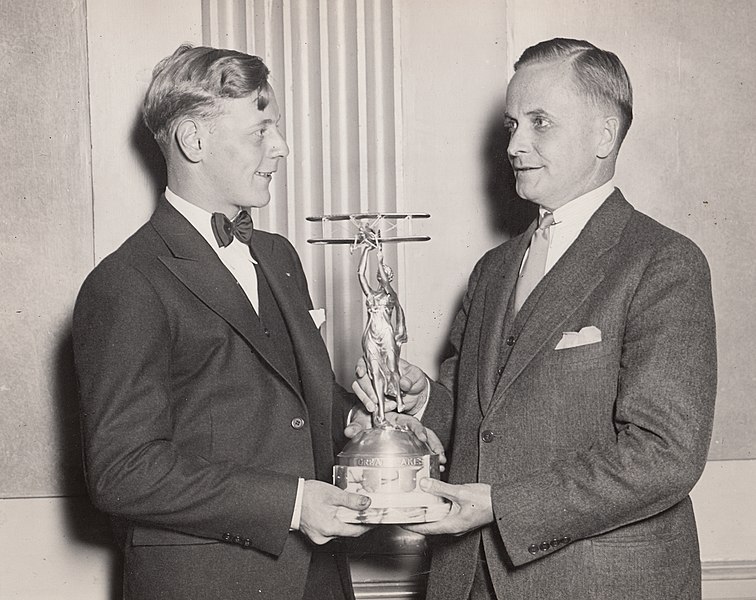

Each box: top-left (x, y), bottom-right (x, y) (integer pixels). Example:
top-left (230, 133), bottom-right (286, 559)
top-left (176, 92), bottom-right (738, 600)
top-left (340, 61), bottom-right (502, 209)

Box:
top-left (308, 213), bottom-right (450, 524)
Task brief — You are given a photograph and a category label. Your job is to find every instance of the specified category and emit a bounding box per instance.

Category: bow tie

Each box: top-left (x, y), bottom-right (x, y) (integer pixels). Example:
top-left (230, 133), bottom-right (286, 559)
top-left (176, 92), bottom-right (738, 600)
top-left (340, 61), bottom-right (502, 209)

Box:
top-left (211, 211), bottom-right (254, 247)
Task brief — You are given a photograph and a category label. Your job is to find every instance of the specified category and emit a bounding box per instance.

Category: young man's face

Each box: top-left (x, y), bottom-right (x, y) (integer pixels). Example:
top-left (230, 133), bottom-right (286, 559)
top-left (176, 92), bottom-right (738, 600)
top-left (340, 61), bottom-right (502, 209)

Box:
top-left (200, 91), bottom-right (289, 216)
top-left (504, 60), bottom-right (609, 211)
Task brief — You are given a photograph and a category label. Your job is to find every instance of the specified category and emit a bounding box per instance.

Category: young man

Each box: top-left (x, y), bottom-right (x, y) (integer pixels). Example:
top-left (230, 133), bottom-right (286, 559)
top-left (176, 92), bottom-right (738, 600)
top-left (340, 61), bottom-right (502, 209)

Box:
top-left (355, 38), bottom-right (716, 599)
top-left (74, 44), bottom-right (383, 600)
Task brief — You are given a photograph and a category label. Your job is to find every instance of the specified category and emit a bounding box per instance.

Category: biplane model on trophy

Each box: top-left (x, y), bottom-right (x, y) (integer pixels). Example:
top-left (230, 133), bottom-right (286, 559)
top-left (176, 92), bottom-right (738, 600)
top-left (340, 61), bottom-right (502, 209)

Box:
top-left (307, 212), bottom-right (450, 524)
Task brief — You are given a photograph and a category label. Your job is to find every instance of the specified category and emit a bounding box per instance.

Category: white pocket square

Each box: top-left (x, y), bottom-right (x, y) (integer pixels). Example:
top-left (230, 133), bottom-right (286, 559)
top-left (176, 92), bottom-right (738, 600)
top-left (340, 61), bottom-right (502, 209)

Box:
top-left (309, 308), bottom-right (326, 329)
top-left (555, 325), bottom-right (602, 350)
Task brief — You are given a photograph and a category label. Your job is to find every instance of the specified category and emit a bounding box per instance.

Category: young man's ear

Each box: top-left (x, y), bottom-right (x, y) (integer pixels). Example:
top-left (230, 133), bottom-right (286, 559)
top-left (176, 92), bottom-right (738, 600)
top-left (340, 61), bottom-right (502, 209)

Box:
top-left (596, 115), bottom-right (620, 159)
top-left (175, 119), bottom-right (204, 163)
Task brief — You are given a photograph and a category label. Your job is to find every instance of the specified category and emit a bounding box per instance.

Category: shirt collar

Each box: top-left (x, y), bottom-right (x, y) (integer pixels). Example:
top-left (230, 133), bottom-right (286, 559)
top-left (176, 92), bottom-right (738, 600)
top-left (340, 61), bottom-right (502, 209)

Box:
top-left (164, 187), bottom-right (220, 249)
top-left (544, 179), bottom-right (615, 225)
top-left (164, 188), bottom-right (255, 260)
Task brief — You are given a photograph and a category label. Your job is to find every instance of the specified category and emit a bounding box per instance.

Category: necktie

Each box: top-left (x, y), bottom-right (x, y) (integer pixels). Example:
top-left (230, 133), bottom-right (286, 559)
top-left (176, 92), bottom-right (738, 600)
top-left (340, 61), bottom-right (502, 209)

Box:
top-left (514, 212), bottom-right (555, 312)
top-left (211, 211), bottom-right (254, 247)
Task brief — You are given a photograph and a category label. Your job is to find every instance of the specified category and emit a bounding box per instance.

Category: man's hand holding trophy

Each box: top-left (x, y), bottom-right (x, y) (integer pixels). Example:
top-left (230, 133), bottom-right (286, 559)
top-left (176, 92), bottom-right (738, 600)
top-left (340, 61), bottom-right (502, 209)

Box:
top-left (308, 213), bottom-right (450, 524)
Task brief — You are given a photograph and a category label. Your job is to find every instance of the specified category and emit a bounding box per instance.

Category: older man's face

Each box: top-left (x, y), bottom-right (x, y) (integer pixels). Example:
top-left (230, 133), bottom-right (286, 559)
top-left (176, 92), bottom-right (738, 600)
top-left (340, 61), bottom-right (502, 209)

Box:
top-left (504, 60), bottom-right (608, 210)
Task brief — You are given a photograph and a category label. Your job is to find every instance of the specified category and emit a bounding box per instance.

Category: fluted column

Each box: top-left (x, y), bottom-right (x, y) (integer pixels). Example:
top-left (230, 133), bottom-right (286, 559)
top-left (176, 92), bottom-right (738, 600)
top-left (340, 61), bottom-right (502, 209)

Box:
top-left (201, 0), bottom-right (403, 383)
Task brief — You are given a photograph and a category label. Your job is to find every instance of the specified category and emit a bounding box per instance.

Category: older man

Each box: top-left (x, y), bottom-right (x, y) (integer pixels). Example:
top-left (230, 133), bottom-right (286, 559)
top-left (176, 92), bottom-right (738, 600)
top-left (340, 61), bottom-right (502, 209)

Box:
top-left (74, 44), bottom-right (382, 600)
top-left (356, 38), bottom-right (716, 599)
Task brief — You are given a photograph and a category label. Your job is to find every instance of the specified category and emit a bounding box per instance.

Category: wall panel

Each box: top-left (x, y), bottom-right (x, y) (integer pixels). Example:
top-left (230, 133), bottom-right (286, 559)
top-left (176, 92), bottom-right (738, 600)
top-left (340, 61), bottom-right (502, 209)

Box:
top-left (0, 0), bottom-right (92, 497)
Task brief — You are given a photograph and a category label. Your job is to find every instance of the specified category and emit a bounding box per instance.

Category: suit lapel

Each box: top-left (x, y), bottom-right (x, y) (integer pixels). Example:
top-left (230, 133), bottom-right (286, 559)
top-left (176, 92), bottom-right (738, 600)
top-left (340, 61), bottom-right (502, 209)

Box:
top-left (151, 199), bottom-right (303, 397)
top-left (248, 233), bottom-right (333, 398)
top-left (249, 233), bottom-right (337, 475)
top-left (477, 225), bottom-right (534, 411)
top-left (489, 191), bottom-right (634, 409)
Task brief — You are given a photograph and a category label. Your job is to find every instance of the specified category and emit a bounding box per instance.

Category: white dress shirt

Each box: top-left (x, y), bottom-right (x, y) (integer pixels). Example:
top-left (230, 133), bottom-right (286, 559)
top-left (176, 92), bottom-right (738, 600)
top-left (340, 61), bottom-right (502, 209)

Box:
top-left (164, 188), bottom-right (260, 313)
top-left (523, 179), bottom-right (616, 276)
top-left (164, 189), bottom-right (305, 530)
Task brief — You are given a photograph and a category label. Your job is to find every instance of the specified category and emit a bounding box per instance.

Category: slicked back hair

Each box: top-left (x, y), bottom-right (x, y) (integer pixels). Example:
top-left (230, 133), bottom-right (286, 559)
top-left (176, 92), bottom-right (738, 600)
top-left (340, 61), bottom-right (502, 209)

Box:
top-left (515, 38), bottom-right (633, 147)
top-left (143, 44), bottom-right (272, 151)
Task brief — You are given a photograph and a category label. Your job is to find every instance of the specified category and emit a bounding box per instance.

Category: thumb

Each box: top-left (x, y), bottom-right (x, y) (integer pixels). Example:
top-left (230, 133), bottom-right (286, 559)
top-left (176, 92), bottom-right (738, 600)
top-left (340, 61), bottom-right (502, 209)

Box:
top-left (343, 422), bottom-right (363, 439)
top-left (355, 357), bottom-right (367, 378)
top-left (399, 375), bottom-right (416, 392)
top-left (418, 478), bottom-right (458, 501)
top-left (341, 492), bottom-right (372, 511)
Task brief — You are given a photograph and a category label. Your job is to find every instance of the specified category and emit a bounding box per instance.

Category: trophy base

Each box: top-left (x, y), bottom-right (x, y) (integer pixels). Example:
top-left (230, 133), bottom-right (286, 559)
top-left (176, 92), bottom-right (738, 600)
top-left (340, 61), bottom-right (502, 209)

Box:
top-left (333, 421), bottom-right (451, 525)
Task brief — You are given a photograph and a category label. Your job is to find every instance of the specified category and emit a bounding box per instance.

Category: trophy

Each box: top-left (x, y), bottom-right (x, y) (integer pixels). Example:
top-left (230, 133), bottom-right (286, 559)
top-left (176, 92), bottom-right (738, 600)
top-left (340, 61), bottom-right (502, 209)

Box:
top-left (308, 213), bottom-right (451, 524)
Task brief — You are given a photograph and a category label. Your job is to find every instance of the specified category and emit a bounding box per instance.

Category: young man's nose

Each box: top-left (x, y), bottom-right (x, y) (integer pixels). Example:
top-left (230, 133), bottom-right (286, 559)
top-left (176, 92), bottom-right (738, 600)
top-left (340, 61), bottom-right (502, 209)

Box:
top-left (270, 128), bottom-right (290, 159)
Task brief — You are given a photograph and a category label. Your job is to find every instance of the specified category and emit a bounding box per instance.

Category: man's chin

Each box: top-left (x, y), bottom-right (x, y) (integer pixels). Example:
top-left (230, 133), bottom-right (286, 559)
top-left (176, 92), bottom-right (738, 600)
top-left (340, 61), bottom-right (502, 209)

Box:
top-left (240, 192), bottom-right (272, 210)
top-left (515, 184), bottom-right (537, 203)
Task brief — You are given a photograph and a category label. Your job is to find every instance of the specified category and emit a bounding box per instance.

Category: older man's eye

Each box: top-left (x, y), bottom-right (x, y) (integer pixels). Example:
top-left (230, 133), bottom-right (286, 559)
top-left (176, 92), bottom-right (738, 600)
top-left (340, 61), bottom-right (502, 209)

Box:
top-left (533, 116), bottom-right (551, 129)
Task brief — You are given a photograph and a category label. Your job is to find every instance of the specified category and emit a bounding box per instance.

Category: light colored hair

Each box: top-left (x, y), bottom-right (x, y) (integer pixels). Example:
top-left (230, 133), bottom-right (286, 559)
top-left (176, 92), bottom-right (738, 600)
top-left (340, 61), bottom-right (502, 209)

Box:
top-left (143, 44), bottom-right (272, 151)
top-left (515, 38), bottom-right (633, 147)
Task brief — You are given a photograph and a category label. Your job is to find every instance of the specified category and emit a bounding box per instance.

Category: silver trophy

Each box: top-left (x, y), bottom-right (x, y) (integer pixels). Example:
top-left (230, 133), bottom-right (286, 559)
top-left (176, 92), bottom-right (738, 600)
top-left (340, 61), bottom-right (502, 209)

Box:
top-left (308, 213), bottom-right (450, 524)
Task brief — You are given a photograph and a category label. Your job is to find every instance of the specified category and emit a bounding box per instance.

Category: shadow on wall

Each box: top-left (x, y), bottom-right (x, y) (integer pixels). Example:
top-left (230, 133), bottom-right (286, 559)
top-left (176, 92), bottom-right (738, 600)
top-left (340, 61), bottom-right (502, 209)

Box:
top-left (56, 329), bottom-right (123, 600)
top-left (53, 112), bottom-right (164, 600)
top-left (433, 103), bottom-right (537, 369)
top-left (131, 110), bottom-right (167, 202)
top-left (482, 101), bottom-right (538, 240)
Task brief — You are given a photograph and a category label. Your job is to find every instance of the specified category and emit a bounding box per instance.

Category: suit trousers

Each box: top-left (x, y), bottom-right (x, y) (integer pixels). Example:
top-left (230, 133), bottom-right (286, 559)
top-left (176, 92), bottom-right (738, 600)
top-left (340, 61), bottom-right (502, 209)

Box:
top-left (303, 550), bottom-right (354, 600)
top-left (125, 543), bottom-right (354, 600)
top-left (469, 543), bottom-right (497, 600)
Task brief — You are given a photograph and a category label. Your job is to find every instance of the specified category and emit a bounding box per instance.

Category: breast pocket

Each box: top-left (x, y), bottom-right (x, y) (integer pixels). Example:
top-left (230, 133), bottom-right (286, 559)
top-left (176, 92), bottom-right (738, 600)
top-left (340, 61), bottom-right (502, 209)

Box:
top-left (549, 334), bottom-right (618, 366)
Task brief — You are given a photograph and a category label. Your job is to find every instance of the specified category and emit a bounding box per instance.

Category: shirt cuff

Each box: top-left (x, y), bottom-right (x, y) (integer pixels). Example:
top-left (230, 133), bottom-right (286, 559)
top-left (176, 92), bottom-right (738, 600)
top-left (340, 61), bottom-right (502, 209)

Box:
top-left (289, 478), bottom-right (305, 531)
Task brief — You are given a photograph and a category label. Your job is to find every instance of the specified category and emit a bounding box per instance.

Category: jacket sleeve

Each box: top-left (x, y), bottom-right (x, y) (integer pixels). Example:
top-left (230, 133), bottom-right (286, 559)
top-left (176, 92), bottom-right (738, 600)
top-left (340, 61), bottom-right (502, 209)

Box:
top-left (73, 257), bottom-right (297, 557)
top-left (492, 237), bottom-right (717, 566)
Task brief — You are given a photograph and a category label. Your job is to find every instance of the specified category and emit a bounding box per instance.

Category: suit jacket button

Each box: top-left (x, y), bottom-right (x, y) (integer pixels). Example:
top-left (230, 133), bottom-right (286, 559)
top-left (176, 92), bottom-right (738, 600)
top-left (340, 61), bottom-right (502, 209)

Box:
top-left (233, 535), bottom-right (242, 545)
top-left (496, 366), bottom-right (504, 376)
top-left (291, 417), bottom-right (305, 429)
top-left (561, 536), bottom-right (571, 544)
top-left (505, 336), bottom-right (515, 346)
top-left (528, 544), bottom-right (539, 554)
top-left (481, 430), bottom-right (495, 443)
top-left (550, 538), bottom-right (560, 548)
top-left (243, 538), bottom-right (252, 548)
top-left (222, 532), bottom-right (232, 542)
top-left (539, 541), bottom-right (550, 551)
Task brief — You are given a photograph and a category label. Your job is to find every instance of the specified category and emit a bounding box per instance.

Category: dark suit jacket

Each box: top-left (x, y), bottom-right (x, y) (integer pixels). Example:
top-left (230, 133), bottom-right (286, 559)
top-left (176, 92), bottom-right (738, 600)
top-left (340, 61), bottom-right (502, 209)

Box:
top-left (73, 198), bottom-right (355, 599)
top-left (423, 190), bottom-right (716, 599)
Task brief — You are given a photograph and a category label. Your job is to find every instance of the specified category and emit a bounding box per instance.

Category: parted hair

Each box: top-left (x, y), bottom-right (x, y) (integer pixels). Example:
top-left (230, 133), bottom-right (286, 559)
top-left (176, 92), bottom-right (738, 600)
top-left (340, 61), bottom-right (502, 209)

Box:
top-left (143, 44), bottom-right (271, 151)
top-left (516, 38), bottom-right (633, 146)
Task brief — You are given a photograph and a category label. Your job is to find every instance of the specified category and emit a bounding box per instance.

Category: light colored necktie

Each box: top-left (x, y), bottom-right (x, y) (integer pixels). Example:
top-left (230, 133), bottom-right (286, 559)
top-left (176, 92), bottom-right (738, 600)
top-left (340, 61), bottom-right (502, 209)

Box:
top-left (514, 212), bottom-right (555, 312)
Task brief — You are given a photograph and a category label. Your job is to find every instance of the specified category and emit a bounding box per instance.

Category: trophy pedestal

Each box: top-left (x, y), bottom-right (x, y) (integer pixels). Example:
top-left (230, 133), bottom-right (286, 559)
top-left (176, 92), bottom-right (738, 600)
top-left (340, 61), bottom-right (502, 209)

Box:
top-left (333, 421), bottom-right (451, 524)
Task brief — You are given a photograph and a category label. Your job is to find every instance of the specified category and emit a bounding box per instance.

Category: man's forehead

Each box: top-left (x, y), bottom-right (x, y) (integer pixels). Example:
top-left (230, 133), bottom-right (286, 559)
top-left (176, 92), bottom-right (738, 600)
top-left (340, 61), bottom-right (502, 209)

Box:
top-left (505, 62), bottom-right (581, 114)
top-left (218, 94), bottom-right (278, 120)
